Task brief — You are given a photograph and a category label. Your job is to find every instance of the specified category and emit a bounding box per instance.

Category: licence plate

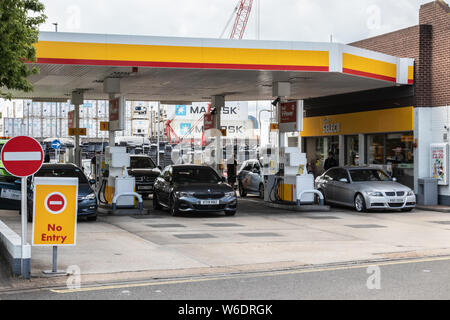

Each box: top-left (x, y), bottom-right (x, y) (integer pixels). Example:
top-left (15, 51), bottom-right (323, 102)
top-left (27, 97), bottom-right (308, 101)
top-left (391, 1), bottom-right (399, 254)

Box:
top-left (390, 198), bottom-right (404, 203)
top-left (200, 200), bottom-right (220, 205)
top-left (0, 189), bottom-right (21, 201)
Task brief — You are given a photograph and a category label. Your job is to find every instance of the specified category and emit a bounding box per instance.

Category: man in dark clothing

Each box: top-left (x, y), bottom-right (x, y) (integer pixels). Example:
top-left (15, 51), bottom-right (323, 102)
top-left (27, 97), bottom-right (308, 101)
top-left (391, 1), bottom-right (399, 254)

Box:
top-left (227, 155), bottom-right (237, 189)
top-left (324, 152), bottom-right (338, 171)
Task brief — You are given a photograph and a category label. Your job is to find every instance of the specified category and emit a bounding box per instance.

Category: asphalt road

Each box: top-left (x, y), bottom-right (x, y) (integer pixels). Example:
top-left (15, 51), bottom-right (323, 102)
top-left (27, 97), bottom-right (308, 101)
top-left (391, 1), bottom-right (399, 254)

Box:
top-left (1, 256), bottom-right (450, 300)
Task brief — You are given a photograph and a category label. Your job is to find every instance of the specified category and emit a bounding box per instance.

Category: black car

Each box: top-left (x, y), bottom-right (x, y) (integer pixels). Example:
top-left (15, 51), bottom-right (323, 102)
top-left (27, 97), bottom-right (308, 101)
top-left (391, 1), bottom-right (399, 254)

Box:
top-left (26, 163), bottom-right (98, 222)
top-left (128, 155), bottom-right (161, 197)
top-left (153, 165), bottom-right (237, 216)
top-left (0, 175), bottom-right (22, 210)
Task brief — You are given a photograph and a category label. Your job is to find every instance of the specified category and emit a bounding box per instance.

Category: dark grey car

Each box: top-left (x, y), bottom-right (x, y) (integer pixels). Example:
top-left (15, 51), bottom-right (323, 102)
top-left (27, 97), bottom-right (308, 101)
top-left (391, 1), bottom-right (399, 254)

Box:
top-left (153, 165), bottom-right (237, 216)
top-left (128, 155), bottom-right (161, 197)
top-left (315, 167), bottom-right (416, 212)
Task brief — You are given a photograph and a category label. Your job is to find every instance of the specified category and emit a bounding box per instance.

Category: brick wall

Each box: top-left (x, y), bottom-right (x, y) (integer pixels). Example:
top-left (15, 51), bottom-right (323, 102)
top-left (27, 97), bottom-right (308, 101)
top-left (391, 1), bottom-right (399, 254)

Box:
top-left (350, 0), bottom-right (450, 108)
top-left (420, 1), bottom-right (450, 107)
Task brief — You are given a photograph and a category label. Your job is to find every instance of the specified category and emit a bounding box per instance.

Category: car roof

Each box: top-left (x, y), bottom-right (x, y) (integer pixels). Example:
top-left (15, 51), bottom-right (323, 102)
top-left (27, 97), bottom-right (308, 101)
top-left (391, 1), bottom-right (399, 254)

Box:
top-left (39, 163), bottom-right (80, 170)
top-left (171, 164), bottom-right (214, 169)
top-left (331, 166), bottom-right (386, 171)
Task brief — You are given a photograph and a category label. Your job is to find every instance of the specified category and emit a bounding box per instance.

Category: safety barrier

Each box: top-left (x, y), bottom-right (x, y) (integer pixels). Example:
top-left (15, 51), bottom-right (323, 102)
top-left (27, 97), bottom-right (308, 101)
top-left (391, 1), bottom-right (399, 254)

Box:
top-left (111, 192), bottom-right (144, 213)
top-left (297, 190), bottom-right (325, 206)
top-left (0, 220), bottom-right (31, 278)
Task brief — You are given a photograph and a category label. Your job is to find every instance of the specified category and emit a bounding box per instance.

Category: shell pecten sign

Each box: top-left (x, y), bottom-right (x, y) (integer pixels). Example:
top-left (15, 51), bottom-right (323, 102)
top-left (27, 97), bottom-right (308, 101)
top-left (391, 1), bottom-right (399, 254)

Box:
top-left (32, 177), bottom-right (78, 246)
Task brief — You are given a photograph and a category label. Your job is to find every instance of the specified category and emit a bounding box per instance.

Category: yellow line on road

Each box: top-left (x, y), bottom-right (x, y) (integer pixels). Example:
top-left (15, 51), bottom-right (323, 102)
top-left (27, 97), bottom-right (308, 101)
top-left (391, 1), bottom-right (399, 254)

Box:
top-left (51, 255), bottom-right (450, 294)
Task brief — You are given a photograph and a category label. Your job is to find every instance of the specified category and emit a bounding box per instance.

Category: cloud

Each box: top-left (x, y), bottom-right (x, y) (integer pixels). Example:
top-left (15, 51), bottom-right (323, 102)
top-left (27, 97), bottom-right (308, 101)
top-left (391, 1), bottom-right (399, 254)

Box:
top-left (38, 0), bottom-right (435, 43)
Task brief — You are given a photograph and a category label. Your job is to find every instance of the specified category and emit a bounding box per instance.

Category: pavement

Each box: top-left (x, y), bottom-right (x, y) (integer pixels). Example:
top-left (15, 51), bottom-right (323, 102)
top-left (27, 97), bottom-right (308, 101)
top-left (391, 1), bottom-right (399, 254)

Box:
top-left (2, 196), bottom-right (450, 292)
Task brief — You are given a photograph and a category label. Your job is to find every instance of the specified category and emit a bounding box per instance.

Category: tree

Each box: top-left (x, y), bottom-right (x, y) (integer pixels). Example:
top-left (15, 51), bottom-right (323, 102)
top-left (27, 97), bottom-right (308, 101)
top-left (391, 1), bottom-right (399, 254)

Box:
top-left (0, 0), bottom-right (46, 99)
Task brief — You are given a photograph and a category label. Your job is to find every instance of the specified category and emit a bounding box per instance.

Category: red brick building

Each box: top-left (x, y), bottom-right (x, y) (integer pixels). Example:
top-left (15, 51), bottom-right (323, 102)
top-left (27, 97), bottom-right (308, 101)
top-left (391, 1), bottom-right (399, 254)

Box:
top-left (350, 0), bottom-right (449, 108)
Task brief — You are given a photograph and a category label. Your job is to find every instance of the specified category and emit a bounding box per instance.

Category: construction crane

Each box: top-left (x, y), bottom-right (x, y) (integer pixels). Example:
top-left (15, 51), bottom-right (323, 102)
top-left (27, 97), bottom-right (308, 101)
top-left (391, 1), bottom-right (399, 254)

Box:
top-left (220, 0), bottom-right (254, 40)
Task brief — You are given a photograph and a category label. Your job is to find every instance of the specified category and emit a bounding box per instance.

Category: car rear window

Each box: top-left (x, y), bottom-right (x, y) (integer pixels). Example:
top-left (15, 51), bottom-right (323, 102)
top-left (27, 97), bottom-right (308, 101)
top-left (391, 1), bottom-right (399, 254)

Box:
top-left (35, 167), bottom-right (89, 184)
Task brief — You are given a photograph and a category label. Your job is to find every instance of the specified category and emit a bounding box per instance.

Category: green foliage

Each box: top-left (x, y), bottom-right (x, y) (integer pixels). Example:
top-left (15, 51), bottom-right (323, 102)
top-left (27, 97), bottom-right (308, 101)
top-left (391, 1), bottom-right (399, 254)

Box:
top-left (0, 0), bottom-right (46, 99)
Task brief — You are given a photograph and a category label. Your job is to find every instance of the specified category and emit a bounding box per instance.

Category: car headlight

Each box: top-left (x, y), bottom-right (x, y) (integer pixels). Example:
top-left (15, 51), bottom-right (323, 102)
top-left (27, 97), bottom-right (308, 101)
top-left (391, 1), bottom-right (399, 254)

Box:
top-left (176, 191), bottom-right (194, 197)
top-left (407, 190), bottom-right (415, 196)
top-left (80, 193), bottom-right (96, 201)
top-left (225, 191), bottom-right (236, 197)
top-left (367, 191), bottom-right (383, 197)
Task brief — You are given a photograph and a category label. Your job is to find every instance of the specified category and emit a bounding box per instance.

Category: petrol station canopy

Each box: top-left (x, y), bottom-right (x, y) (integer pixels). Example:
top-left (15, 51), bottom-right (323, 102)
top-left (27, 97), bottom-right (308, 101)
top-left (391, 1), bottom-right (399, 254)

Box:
top-left (10, 31), bottom-right (414, 102)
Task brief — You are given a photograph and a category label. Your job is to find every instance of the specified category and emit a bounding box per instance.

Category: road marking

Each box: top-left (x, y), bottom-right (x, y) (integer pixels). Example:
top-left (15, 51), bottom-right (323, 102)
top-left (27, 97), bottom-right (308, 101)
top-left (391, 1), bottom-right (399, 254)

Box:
top-left (3, 151), bottom-right (42, 161)
top-left (50, 255), bottom-right (450, 294)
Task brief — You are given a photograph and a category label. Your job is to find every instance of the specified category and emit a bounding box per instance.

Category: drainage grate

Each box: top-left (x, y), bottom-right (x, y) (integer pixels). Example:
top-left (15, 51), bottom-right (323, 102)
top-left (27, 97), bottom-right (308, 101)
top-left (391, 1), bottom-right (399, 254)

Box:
top-left (146, 224), bottom-right (186, 228)
top-left (345, 224), bottom-right (387, 229)
top-left (239, 232), bottom-right (281, 237)
top-left (205, 223), bottom-right (244, 227)
top-left (132, 215), bottom-right (165, 219)
top-left (305, 216), bottom-right (340, 220)
top-left (430, 221), bottom-right (450, 225)
top-left (173, 234), bottom-right (215, 239)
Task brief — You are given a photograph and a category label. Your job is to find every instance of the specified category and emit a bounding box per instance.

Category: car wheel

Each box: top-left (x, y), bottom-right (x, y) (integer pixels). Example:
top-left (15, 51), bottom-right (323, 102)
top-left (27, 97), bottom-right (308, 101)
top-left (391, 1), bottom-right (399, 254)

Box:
top-left (153, 192), bottom-right (162, 210)
top-left (354, 193), bottom-right (367, 213)
top-left (239, 183), bottom-right (247, 197)
top-left (170, 194), bottom-right (179, 217)
top-left (401, 208), bottom-right (414, 212)
top-left (258, 184), bottom-right (264, 199)
top-left (225, 210), bottom-right (236, 216)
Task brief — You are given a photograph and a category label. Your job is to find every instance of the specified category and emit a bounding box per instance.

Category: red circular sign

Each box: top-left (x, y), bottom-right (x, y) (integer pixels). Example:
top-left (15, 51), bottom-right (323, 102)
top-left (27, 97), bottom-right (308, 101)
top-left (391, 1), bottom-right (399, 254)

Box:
top-left (45, 192), bottom-right (66, 214)
top-left (1, 136), bottom-right (44, 177)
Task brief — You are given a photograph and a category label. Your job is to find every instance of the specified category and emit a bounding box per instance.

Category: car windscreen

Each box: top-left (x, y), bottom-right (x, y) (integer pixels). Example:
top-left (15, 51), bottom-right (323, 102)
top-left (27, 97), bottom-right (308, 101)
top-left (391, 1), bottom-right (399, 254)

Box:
top-left (130, 157), bottom-right (156, 169)
top-left (349, 169), bottom-right (391, 182)
top-left (35, 167), bottom-right (89, 184)
top-left (173, 167), bottom-right (220, 184)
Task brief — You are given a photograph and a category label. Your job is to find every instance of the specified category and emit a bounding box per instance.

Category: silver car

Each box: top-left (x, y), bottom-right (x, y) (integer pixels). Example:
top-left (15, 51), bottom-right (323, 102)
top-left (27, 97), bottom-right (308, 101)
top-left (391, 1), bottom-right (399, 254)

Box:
top-left (315, 167), bottom-right (416, 212)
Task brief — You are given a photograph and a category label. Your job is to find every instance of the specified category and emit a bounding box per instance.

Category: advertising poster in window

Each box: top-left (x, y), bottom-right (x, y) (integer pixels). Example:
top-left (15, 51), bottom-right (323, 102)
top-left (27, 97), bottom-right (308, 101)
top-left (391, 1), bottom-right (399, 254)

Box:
top-left (430, 143), bottom-right (448, 185)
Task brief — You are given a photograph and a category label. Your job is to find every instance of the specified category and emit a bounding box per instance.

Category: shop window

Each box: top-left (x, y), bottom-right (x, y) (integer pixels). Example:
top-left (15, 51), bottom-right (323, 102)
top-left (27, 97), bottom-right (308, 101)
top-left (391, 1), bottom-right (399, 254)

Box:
top-left (345, 135), bottom-right (359, 166)
top-left (367, 134), bottom-right (385, 165)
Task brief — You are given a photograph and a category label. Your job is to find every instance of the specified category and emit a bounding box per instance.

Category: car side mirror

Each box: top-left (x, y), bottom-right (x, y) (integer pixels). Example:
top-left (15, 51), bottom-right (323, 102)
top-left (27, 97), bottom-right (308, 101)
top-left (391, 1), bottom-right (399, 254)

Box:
top-left (89, 179), bottom-right (96, 185)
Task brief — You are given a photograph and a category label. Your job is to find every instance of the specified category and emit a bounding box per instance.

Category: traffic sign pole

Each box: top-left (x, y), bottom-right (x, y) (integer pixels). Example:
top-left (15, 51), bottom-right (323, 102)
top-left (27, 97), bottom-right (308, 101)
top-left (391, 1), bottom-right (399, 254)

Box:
top-left (21, 176), bottom-right (28, 279)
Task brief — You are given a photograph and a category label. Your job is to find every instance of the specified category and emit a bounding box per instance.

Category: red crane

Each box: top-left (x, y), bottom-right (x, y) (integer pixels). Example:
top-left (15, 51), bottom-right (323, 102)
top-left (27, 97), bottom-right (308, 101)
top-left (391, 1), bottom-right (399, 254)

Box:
top-left (221, 0), bottom-right (254, 40)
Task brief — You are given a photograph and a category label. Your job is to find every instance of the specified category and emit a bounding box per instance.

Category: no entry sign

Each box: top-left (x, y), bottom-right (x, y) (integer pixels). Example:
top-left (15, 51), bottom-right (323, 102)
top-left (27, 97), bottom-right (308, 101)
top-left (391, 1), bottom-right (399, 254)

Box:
top-left (1, 136), bottom-right (44, 177)
top-left (32, 177), bottom-right (78, 246)
top-left (45, 192), bottom-right (67, 214)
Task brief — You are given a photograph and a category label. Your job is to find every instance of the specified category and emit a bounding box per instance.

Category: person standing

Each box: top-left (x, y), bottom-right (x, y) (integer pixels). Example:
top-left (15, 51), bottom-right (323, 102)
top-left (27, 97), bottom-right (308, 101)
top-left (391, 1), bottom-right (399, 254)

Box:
top-left (227, 155), bottom-right (237, 189)
top-left (324, 152), bottom-right (338, 171)
top-left (44, 152), bottom-right (50, 163)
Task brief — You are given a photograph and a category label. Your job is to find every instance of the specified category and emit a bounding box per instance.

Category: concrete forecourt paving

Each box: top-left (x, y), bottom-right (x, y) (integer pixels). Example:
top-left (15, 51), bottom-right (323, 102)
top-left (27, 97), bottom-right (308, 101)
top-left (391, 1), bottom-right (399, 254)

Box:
top-left (1, 197), bottom-right (450, 292)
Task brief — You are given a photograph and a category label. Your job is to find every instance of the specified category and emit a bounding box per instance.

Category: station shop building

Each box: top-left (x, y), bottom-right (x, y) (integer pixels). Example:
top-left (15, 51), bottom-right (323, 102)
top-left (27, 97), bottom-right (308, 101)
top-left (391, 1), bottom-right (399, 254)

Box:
top-left (301, 0), bottom-right (449, 202)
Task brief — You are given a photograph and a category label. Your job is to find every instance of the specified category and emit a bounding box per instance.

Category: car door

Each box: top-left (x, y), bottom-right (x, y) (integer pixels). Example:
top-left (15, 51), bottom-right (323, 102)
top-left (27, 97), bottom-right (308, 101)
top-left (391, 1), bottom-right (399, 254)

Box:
top-left (330, 169), bottom-right (354, 206)
top-left (322, 169), bottom-right (339, 202)
top-left (160, 166), bottom-right (173, 206)
top-left (250, 162), bottom-right (262, 192)
top-left (240, 161), bottom-right (253, 190)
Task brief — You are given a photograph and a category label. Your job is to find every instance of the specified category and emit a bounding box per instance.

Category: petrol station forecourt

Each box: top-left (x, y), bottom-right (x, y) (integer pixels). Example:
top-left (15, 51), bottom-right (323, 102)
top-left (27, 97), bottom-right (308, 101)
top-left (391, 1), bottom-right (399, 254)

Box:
top-left (3, 1), bottom-right (450, 296)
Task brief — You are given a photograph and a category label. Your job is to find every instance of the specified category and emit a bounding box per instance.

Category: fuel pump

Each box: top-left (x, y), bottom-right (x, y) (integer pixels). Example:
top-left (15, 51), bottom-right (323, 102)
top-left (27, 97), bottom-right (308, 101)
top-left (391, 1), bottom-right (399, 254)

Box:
top-left (97, 146), bottom-right (144, 213)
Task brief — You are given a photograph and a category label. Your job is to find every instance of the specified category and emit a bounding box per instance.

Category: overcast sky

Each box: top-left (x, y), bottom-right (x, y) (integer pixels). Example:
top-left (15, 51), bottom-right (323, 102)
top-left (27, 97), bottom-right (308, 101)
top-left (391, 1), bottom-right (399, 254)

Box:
top-left (38, 0), bottom-right (435, 44)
